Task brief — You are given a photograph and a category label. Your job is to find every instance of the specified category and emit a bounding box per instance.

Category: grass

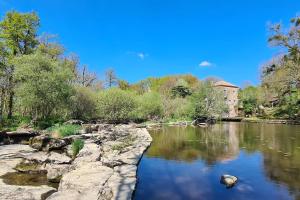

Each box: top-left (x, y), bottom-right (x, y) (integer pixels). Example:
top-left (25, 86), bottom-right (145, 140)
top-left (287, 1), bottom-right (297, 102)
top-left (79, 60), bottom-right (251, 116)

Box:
top-left (72, 139), bottom-right (84, 157)
top-left (47, 124), bottom-right (81, 138)
top-left (0, 116), bottom-right (31, 131)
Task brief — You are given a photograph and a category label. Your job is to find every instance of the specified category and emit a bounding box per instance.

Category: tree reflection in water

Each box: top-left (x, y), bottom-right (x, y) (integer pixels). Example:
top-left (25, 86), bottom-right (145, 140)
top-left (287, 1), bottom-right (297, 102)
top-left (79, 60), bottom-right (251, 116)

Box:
top-left (144, 122), bottom-right (300, 198)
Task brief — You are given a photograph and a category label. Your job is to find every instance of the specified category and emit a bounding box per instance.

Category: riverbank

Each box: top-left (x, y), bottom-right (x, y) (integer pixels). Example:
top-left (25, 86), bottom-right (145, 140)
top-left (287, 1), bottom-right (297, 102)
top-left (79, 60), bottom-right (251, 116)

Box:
top-left (0, 124), bottom-right (152, 200)
top-left (143, 117), bottom-right (300, 128)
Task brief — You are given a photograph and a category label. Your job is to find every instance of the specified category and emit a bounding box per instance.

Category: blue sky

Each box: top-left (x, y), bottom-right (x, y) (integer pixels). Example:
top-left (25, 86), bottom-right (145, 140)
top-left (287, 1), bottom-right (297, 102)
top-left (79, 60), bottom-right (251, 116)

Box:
top-left (0, 0), bottom-right (299, 86)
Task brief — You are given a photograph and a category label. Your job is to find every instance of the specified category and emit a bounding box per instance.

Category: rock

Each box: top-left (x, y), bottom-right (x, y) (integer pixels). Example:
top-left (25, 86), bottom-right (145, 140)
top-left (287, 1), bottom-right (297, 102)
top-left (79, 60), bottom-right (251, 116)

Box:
top-left (24, 151), bottom-right (72, 164)
top-left (46, 126), bottom-right (152, 200)
top-left (1, 131), bottom-right (39, 145)
top-left (47, 152), bottom-right (72, 164)
top-left (14, 160), bottom-right (45, 174)
top-left (64, 119), bottom-right (84, 125)
top-left (105, 173), bottom-right (137, 200)
top-left (0, 145), bottom-right (57, 200)
top-left (220, 174), bottom-right (238, 188)
top-left (47, 163), bottom-right (113, 200)
top-left (47, 139), bottom-right (67, 151)
top-left (0, 185), bottom-right (56, 200)
top-left (73, 141), bottom-right (101, 165)
top-left (29, 135), bottom-right (72, 152)
top-left (113, 165), bottom-right (137, 177)
top-left (29, 135), bottom-right (51, 150)
top-left (44, 164), bottom-right (70, 183)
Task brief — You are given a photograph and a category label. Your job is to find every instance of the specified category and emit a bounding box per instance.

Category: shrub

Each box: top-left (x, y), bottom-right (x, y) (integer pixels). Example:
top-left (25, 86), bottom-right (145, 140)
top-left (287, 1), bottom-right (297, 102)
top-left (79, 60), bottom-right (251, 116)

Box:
top-left (72, 139), bottom-right (84, 157)
top-left (97, 88), bottom-right (137, 123)
top-left (134, 92), bottom-right (163, 121)
top-left (162, 97), bottom-right (192, 120)
top-left (47, 124), bottom-right (81, 138)
top-left (69, 86), bottom-right (97, 120)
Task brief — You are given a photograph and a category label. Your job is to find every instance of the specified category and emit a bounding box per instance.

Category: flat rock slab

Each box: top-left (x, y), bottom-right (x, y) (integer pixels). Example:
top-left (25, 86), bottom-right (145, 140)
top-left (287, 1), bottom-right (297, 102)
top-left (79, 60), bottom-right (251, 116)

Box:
top-left (48, 162), bottom-right (113, 200)
top-left (0, 145), bottom-right (57, 200)
top-left (25, 151), bottom-right (72, 164)
top-left (0, 184), bottom-right (56, 200)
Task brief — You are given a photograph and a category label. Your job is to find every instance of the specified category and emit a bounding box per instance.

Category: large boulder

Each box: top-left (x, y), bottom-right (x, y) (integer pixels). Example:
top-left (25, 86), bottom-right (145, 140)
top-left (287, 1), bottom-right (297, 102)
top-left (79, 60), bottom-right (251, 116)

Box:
top-left (29, 135), bottom-right (71, 152)
top-left (29, 135), bottom-right (51, 151)
top-left (1, 131), bottom-right (39, 145)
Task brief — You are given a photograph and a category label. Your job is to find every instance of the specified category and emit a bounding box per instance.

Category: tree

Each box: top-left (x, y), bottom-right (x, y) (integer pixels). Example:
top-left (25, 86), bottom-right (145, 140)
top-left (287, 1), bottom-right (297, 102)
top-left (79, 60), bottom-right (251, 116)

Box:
top-left (118, 80), bottom-right (130, 90)
top-left (77, 65), bottom-right (97, 87)
top-left (13, 52), bottom-right (74, 120)
top-left (190, 81), bottom-right (228, 119)
top-left (134, 92), bottom-right (163, 121)
top-left (69, 86), bottom-right (97, 120)
top-left (97, 88), bottom-right (136, 123)
top-left (261, 15), bottom-right (300, 117)
top-left (0, 41), bottom-right (8, 122)
top-left (239, 86), bottom-right (259, 115)
top-left (105, 68), bottom-right (118, 88)
top-left (0, 11), bottom-right (40, 118)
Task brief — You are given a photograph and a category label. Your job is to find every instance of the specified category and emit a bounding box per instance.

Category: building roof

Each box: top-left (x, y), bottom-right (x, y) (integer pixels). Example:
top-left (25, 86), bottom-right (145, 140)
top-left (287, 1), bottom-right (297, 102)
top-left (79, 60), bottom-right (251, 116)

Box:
top-left (214, 81), bottom-right (239, 88)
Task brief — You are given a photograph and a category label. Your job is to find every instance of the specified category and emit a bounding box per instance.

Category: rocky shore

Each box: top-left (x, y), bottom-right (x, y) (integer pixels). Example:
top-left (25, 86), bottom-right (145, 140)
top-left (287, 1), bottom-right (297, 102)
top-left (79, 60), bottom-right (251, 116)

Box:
top-left (0, 124), bottom-right (152, 200)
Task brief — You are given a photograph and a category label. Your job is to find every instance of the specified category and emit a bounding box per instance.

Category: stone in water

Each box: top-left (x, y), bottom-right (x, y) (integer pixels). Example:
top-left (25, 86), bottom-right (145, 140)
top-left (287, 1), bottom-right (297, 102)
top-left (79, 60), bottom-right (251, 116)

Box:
top-left (220, 174), bottom-right (238, 188)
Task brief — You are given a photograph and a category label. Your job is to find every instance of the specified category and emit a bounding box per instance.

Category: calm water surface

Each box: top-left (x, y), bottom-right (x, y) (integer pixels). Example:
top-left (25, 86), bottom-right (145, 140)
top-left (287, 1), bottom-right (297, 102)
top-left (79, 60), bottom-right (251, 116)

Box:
top-left (134, 122), bottom-right (300, 200)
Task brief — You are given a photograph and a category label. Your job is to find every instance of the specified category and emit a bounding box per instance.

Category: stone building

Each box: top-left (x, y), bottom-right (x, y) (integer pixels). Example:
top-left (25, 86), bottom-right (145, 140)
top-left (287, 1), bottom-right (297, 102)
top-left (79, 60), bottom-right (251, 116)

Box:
top-left (214, 81), bottom-right (239, 117)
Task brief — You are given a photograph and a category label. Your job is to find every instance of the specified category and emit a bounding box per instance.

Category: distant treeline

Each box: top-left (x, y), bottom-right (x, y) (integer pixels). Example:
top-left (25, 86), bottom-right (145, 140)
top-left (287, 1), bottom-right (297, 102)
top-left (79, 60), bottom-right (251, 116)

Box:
top-left (0, 11), bottom-right (228, 129)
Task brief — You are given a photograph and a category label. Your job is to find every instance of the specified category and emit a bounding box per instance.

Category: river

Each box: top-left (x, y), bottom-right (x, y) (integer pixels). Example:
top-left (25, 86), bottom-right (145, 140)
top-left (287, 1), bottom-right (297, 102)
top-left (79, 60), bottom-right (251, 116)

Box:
top-left (134, 122), bottom-right (300, 200)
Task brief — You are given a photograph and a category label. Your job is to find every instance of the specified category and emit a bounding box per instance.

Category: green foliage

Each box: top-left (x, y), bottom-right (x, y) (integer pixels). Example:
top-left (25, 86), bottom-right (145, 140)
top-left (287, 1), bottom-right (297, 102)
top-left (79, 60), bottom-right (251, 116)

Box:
top-left (171, 85), bottom-right (192, 98)
top-left (69, 86), bottom-right (97, 120)
top-left (239, 86), bottom-right (259, 115)
top-left (13, 52), bottom-right (74, 120)
top-left (0, 11), bottom-right (39, 55)
top-left (72, 139), bottom-right (84, 157)
top-left (131, 74), bottom-right (199, 95)
top-left (118, 80), bottom-right (130, 90)
top-left (0, 116), bottom-right (31, 131)
top-left (162, 96), bottom-right (193, 120)
top-left (97, 88), bottom-right (137, 123)
top-left (134, 92), bottom-right (163, 121)
top-left (261, 15), bottom-right (300, 118)
top-left (190, 81), bottom-right (228, 119)
top-left (47, 124), bottom-right (81, 138)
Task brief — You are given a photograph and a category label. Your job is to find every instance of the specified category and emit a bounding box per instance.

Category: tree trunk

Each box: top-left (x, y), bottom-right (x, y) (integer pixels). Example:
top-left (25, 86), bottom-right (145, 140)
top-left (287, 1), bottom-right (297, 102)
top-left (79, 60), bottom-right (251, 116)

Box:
top-left (0, 88), bottom-right (4, 123)
top-left (7, 90), bottom-right (14, 119)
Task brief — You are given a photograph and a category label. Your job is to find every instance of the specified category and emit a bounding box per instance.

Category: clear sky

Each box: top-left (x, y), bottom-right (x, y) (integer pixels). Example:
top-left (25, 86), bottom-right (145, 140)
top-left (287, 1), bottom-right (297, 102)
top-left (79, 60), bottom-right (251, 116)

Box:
top-left (0, 0), bottom-right (299, 86)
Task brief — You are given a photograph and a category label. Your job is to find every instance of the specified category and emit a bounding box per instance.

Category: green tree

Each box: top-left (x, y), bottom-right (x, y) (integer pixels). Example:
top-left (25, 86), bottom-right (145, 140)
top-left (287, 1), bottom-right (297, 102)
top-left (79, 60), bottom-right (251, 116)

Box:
top-left (97, 88), bottom-right (137, 123)
top-left (239, 86), bottom-right (259, 115)
top-left (190, 81), bottom-right (228, 119)
top-left (134, 92), bottom-right (163, 121)
top-left (118, 80), bottom-right (130, 90)
top-left (69, 86), bottom-right (97, 120)
top-left (13, 52), bottom-right (74, 120)
top-left (0, 11), bottom-right (40, 118)
top-left (261, 15), bottom-right (300, 117)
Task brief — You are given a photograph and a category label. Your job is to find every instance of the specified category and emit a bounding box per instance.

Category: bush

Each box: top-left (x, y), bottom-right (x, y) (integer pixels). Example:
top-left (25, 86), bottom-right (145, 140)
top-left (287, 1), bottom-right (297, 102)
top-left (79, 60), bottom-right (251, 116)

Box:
top-left (162, 97), bottom-right (192, 120)
top-left (134, 92), bottom-right (163, 121)
top-left (1, 116), bottom-right (31, 131)
top-left (69, 86), bottom-right (97, 120)
top-left (97, 88), bottom-right (137, 123)
top-left (72, 139), bottom-right (84, 157)
top-left (47, 124), bottom-right (81, 138)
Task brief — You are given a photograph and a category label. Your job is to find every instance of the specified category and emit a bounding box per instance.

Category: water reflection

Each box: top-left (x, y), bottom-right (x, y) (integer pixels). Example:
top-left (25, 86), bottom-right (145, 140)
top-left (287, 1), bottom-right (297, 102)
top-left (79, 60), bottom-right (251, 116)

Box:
top-left (134, 122), bottom-right (300, 200)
